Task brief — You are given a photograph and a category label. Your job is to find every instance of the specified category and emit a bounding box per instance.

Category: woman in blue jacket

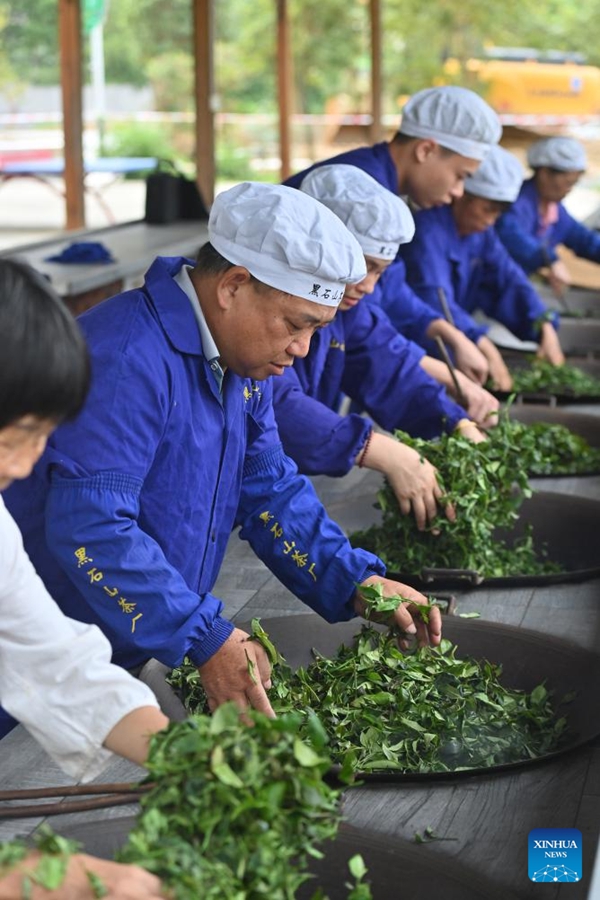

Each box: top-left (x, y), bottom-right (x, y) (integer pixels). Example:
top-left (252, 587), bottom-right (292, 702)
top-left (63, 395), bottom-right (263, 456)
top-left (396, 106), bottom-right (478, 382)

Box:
top-left (402, 146), bottom-right (565, 389)
top-left (286, 85), bottom-right (502, 387)
top-left (5, 182), bottom-right (440, 723)
top-left (273, 165), bottom-right (495, 532)
top-left (496, 137), bottom-right (600, 296)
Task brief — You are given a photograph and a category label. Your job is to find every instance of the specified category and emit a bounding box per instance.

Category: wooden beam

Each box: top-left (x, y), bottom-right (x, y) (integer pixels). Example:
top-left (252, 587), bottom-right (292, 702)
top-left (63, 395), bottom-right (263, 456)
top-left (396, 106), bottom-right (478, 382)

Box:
top-left (277, 0), bottom-right (292, 181)
top-left (192, 0), bottom-right (215, 205)
top-left (59, 0), bottom-right (85, 229)
top-left (369, 0), bottom-right (383, 143)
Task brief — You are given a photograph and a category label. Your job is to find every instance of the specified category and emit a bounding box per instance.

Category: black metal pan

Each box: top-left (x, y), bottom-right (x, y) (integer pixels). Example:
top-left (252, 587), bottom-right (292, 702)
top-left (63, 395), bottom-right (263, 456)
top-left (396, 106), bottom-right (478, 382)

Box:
top-left (508, 405), bottom-right (600, 477)
top-left (388, 491), bottom-right (600, 588)
top-left (52, 816), bottom-right (521, 900)
top-left (551, 317), bottom-right (600, 356)
top-left (537, 283), bottom-right (600, 319)
top-left (493, 354), bottom-right (600, 404)
top-left (334, 490), bottom-right (600, 588)
top-left (234, 615), bottom-right (600, 781)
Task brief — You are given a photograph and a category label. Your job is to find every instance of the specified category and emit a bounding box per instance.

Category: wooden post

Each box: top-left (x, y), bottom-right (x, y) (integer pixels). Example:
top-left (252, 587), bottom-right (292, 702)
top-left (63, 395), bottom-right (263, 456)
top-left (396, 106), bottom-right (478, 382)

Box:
top-left (59, 0), bottom-right (85, 229)
top-left (277, 0), bottom-right (292, 181)
top-left (192, 0), bottom-right (216, 205)
top-left (369, 0), bottom-right (383, 143)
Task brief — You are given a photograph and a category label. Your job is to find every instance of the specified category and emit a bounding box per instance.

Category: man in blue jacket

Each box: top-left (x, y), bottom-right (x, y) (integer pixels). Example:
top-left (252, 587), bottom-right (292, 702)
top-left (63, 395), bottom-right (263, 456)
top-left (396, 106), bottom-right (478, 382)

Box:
top-left (402, 146), bottom-right (565, 389)
top-left (5, 182), bottom-right (439, 720)
top-left (273, 165), bottom-right (494, 531)
top-left (286, 85), bottom-right (503, 386)
top-left (496, 136), bottom-right (600, 297)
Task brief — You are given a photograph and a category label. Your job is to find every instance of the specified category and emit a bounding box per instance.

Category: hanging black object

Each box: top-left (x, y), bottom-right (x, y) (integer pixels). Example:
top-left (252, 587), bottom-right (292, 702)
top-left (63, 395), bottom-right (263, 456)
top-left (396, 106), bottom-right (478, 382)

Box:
top-left (178, 175), bottom-right (209, 220)
top-left (145, 160), bottom-right (209, 224)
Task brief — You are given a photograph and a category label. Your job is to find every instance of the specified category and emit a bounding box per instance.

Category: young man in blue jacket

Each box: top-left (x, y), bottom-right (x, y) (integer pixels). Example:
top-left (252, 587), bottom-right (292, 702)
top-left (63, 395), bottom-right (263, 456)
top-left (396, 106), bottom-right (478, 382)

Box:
top-left (286, 85), bottom-right (503, 386)
top-left (496, 136), bottom-right (600, 297)
top-left (402, 146), bottom-right (565, 389)
top-left (273, 165), bottom-right (494, 531)
top-left (5, 182), bottom-right (439, 721)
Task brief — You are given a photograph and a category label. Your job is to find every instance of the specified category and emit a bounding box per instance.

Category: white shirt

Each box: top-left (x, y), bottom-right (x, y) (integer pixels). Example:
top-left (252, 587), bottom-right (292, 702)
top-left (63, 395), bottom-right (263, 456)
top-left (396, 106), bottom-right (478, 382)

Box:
top-left (0, 496), bottom-right (159, 781)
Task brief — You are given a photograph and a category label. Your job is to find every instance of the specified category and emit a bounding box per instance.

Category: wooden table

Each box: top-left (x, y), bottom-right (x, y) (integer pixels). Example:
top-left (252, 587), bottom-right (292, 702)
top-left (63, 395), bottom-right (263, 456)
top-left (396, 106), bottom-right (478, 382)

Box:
top-left (0, 409), bottom-right (599, 898)
top-left (0, 219), bottom-right (209, 314)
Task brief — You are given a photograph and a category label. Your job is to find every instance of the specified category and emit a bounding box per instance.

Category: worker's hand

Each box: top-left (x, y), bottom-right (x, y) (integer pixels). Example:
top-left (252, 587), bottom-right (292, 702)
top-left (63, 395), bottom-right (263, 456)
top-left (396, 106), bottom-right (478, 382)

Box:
top-left (198, 627), bottom-right (275, 722)
top-left (355, 575), bottom-right (442, 648)
top-left (0, 852), bottom-right (166, 899)
top-left (447, 330), bottom-right (490, 385)
top-left (425, 320), bottom-right (489, 385)
top-left (546, 259), bottom-right (571, 298)
top-left (477, 336), bottom-right (513, 391)
top-left (451, 371), bottom-right (500, 430)
top-left (360, 433), bottom-right (454, 531)
top-left (453, 419), bottom-right (487, 443)
top-left (537, 321), bottom-right (565, 366)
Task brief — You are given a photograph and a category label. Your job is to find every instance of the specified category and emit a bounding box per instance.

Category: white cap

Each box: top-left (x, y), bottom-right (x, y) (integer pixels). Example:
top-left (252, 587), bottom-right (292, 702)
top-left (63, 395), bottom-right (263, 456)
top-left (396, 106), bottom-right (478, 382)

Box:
top-left (527, 137), bottom-right (587, 172)
top-left (464, 146), bottom-right (524, 202)
top-left (399, 86), bottom-right (502, 161)
top-left (208, 182), bottom-right (367, 306)
top-left (299, 164), bottom-right (415, 260)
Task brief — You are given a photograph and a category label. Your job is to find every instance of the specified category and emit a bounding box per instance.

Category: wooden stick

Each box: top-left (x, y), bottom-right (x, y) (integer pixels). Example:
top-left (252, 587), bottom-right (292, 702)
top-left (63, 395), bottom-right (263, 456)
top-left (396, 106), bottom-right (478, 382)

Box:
top-left (0, 782), bottom-right (151, 802)
top-left (0, 793), bottom-right (146, 820)
top-left (437, 286), bottom-right (455, 327)
top-left (434, 335), bottom-right (468, 409)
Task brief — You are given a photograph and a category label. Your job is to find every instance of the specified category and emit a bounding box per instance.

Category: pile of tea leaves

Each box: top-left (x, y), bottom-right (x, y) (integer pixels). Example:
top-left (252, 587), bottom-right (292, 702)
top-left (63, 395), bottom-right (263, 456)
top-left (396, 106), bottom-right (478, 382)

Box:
top-left (350, 421), bottom-right (561, 578)
top-left (170, 613), bottom-right (569, 776)
top-left (117, 704), bottom-right (369, 900)
top-left (508, 359), bottom-right (600, 398)
top-left (510, 419), bottom-right (600, 475)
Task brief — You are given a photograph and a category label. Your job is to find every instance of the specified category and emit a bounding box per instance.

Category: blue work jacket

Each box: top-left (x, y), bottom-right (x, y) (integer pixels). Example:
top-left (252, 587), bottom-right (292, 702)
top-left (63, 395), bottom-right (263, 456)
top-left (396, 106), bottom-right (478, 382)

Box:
top-left (272, 299), bottom-right (466, 476)
top-left (496, 177), bottom-right (600, 274)
top-left (286, 143), bottom-right (443, 346)
top-left (402, 205), bottom-right (555, 343)
top-left (5, 257), bottom-right (384, 671)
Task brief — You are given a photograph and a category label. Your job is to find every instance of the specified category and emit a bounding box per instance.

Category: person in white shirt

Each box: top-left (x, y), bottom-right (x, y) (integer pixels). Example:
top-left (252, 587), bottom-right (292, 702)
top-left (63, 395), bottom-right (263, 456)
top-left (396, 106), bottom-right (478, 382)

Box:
top-left (0, 258), bottom-right (167, 899)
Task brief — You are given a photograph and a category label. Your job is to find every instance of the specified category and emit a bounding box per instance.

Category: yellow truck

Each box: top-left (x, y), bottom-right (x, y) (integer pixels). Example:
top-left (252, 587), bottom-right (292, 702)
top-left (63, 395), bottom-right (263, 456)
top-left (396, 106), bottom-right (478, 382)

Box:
top-left (444, 48), bottom-right (600, 122)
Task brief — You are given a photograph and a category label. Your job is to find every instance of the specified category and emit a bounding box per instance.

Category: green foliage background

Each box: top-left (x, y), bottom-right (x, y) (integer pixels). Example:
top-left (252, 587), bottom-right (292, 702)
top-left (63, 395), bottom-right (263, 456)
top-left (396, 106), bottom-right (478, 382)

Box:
top-left (3, 0), bottom-right (600, 111)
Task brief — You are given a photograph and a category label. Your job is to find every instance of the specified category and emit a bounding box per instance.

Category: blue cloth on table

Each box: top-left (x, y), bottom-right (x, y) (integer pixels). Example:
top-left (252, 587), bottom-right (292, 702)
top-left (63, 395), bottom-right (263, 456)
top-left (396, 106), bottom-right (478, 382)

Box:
top-left (45, 241), bottom-right (115, 264)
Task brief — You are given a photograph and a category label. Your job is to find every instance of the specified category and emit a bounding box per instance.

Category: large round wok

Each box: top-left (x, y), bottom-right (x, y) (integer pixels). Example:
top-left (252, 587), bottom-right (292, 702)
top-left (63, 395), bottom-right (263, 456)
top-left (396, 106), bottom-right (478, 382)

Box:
top-left (508, 405), bottom-right (600, 476)
top-left (50, 816), bottom-right (521, 900)
top-left (235, 615), bottom-right (600, 781)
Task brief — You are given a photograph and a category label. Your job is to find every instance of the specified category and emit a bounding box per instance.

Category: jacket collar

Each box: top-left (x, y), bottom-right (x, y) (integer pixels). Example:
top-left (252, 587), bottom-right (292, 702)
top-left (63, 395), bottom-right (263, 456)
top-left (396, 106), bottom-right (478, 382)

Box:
top-left (144, 256), bottom-right (204, 355)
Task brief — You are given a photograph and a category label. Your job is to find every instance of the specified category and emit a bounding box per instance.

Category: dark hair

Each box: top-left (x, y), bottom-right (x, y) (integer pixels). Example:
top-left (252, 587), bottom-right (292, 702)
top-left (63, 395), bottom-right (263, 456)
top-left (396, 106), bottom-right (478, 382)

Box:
top-left (464, 194), bottom-right (513, 213)
top-left (538, 166), bottom-right (581, 176)
top-left (0, 258), bottom-right (90, 430)
top-left (194, 242), bottom-right (280, 295)
top-left (392, 132), bottom-right (456, 157)
top-left (195, 241), bottom-right (235, 274)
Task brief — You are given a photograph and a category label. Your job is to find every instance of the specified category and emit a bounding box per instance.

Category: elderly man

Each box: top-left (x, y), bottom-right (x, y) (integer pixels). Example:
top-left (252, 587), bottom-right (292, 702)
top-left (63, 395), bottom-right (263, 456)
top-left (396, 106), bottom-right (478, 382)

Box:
top-left (272, 165), bottom-right (493, 531)
top-left (402, 146), bottom-right (565, 389)
top-left (6, 182), bottom-right (439, 721)
top-left (496, 136), bottom-right (600, 296)
top-left (286, 85), bottom-right (503, 386)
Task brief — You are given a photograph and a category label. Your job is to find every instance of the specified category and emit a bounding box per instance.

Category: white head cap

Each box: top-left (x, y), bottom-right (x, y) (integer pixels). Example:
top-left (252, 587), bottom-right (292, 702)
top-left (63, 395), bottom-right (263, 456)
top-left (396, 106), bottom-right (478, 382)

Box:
top-left (208, 182), bottom-right (367, 306)
top-left (527, 137), bottom-right (587, 172)
top-left (399, 85), bottom-right (502, 161)
top-left (464, 146), bottom-right (524, 202)
top-left (299, 164), bottom-right (415, 260)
